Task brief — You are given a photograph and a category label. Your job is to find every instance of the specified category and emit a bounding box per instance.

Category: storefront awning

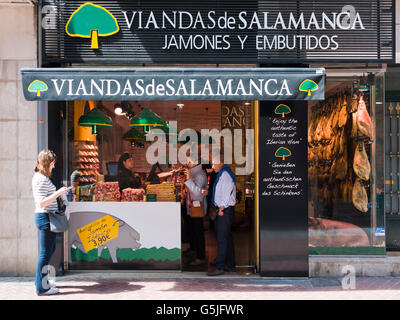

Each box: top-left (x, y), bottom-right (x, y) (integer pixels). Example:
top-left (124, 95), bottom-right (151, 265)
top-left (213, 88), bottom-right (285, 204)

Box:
top-left (21, 68), bottom-right (325, 101)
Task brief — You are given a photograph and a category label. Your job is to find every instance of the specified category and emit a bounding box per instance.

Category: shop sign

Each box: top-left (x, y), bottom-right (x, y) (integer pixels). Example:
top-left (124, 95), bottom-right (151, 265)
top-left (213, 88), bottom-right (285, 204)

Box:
top-left (40, 0), bottom-right (394, 64)
top-left (21, 68), bottom-right (325, 101)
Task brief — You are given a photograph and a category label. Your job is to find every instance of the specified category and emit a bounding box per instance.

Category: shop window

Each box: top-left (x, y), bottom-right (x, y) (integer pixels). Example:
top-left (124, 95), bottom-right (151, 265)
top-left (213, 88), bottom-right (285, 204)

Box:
top-left (64, 99), bottom-right (256, 270)
top-left (308, 73), bottom-right (385, 255)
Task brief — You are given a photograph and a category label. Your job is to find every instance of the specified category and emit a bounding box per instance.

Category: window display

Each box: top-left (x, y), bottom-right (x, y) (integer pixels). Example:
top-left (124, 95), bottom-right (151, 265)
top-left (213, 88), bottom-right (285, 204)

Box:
top-left (64, 99), bottom-right (256, 270)
top-left (308, 74), bottom-right (385, 253)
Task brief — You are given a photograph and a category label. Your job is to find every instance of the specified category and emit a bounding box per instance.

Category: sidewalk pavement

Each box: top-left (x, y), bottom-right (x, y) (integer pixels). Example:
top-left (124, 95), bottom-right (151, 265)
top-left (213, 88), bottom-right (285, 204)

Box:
top-left (1, 272), bottom-right (400, 300)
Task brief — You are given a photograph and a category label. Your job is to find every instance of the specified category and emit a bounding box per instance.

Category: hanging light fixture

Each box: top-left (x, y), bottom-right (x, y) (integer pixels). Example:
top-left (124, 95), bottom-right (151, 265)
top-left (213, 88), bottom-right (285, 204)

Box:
top-left (123, 127), bottom-right (146, 142)
top-left (78, 101), bottom-right (112, 134)
top-left (130, 107), bottom-right (166, 132)
top-left (114, 101), bottom-right (135, 119)
top-left (146, 121), bottom-right (179, 143)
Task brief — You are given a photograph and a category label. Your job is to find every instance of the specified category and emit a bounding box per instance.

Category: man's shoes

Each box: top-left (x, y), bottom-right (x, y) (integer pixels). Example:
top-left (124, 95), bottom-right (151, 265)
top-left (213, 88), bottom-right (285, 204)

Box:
top-left (207, 268), bottom-right (225, 276)
top-left (37, 288), bottom-right (59, 296)
top-left (190, 258), bottom-right (205, 266)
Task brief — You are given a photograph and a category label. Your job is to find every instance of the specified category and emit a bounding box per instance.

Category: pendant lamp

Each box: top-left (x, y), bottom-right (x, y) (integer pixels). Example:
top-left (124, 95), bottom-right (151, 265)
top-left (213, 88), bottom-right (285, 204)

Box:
top-left (146, 123), bottom-right (178, 143)
top-left (78, 103), bottom-right (112, 134)
top-left (123, 127), bottom-right (146, 148)
top-left (130, 108), bottom-right (165, 132)
top-left (123, 127), bottom-right (146, 141)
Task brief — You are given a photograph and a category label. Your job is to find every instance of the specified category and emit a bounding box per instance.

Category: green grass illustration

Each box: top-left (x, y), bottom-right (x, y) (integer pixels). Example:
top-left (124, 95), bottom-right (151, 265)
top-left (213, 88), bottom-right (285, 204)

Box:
top-left (71, 247), bottom-right (181, 262)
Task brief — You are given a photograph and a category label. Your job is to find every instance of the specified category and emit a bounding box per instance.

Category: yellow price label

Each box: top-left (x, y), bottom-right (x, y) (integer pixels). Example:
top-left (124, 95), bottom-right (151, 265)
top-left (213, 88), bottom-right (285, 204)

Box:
top-left (77, 215), bottom-right (119, 252)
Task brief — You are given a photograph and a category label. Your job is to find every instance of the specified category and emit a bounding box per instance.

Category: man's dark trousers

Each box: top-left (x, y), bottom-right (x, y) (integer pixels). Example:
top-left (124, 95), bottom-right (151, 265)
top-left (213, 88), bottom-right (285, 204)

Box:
top-left (215, 206), bottom-right (235, 270)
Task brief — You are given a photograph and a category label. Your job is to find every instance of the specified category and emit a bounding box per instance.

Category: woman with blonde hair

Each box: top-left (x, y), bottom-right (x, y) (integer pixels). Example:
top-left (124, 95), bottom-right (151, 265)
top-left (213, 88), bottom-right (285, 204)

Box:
top-left (32, 149), bottom-right (69, 295)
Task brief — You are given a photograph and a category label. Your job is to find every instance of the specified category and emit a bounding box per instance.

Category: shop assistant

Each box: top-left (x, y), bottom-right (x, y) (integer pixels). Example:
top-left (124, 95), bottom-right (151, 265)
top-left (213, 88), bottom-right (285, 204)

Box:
top-left (117, 153), bottom-right (142, 193)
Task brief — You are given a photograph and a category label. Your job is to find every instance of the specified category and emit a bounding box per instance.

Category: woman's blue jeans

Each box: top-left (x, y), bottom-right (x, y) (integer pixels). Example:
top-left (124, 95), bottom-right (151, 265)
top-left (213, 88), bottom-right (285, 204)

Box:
top-left (35, 213), bottom-right (56, 294)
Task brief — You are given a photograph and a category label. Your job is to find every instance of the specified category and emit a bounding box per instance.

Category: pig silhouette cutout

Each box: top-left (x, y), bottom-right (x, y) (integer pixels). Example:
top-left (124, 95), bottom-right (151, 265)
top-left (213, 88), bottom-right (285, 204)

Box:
top-left (69, 211), bottom-right (141, 263)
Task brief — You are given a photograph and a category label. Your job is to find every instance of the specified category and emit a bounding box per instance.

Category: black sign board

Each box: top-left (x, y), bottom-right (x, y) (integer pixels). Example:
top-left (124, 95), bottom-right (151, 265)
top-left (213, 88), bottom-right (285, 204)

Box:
top-left (258, 101), bottom-right (308, 277)
top-left (40, 0), bottom-right (394, 65)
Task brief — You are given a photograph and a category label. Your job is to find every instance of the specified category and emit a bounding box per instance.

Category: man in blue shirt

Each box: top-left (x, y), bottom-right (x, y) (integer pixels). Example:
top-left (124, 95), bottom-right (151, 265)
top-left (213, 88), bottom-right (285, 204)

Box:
top-left (207, 154), bottom-right (236, 276)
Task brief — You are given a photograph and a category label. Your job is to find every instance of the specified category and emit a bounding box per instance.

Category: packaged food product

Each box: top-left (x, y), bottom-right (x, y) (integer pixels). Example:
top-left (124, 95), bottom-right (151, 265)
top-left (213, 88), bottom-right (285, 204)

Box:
top-left (146, 182), bottom-right (176, 202)
top-left (121, 188), bottom-right (145, 202)
top-left (93, 182), bottom-right (121, 201)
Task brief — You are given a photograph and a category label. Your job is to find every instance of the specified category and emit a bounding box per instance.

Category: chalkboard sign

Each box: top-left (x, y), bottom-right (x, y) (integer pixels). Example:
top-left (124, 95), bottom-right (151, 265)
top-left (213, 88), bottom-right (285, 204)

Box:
top-left (258, 101), bottom-right (308, 277)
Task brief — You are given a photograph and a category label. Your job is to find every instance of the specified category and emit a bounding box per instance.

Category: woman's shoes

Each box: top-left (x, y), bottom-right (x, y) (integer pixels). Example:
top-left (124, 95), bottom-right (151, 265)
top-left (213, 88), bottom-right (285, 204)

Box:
top-left (37, 288), bottom-right (59, 296)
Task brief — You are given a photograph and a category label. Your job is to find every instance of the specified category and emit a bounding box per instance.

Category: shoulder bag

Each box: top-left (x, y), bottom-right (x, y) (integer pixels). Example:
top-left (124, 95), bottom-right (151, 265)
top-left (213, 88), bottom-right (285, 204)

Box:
top-left (48, 197), bottom-right (69, 233)
top-left (189, 200), bottom-right (205, 218)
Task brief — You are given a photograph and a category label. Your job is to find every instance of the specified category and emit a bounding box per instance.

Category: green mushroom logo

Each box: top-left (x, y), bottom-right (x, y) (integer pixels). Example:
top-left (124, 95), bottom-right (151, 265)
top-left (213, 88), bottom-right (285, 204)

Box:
top-left (275, 147), bottom-right (291, 161)
top-left (65, 3), bottom-right (119, 49)
top-left (28, 80), bottom-right (48, 97)
top-left (274, 104), bottom-right (291, 118)
top-left (299, 79), bottom-right (319, 96)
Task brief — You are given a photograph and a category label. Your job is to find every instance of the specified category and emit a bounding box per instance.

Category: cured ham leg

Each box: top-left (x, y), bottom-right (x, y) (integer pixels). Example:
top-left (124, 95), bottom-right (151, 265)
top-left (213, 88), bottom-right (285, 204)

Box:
top-left (338, 95), bottom-right (349, 127)
top-left (353, 142), bottom-right (370, 181)
top-left (335, 147), bottom-right (348, 180)
top-left (356, 96), bottom-right (373, 138)
top-left (352, 179), bottom-right (368, 213)
top-left (350, 112), bottom-right (358, 138)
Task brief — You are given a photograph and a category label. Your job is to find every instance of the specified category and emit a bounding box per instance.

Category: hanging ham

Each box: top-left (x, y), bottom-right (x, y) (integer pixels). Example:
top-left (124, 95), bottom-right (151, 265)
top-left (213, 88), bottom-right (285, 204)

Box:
top-left (338, 128), bottom-right (346, 156)
top-left (335, 147), bottom-right (348, 180)
top-left (352, 179), bottom-right (368, 213)
top-left (356, 96), bottom-right (373, 138)
top-left (350, 94), bottom-right (358, 113)
top-left (353, 142), bottom-right (370, 181)
top-left (338, 95), bottom-right (349, 128)
top-left (350, 112), bottom-right (358, 138)
top-left (308, 116), bottom-right (314, 144)
top-left (332, 109), bottom-right (340, 131)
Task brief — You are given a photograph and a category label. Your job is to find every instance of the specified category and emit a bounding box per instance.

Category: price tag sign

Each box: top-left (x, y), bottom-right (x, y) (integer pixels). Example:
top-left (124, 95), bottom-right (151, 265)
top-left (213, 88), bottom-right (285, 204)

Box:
top-left (77, 215), bottom-right (119, 252)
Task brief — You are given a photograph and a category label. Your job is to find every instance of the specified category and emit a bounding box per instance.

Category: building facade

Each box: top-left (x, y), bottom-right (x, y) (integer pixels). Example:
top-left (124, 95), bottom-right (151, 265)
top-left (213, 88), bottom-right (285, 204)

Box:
top-left (0, 0), bottom-right (38, 276)
top-left (1, 0), bottom-right (400, 277)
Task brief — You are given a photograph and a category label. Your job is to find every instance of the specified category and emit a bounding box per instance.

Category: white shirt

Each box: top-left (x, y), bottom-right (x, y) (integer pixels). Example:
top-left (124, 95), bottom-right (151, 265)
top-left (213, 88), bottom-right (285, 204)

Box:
top-left (185, 164), bottom-right (208, 215)
top-left (32, 172), bottom-right (58, 213)
top-left (213, 171), bottom-right (236, 208)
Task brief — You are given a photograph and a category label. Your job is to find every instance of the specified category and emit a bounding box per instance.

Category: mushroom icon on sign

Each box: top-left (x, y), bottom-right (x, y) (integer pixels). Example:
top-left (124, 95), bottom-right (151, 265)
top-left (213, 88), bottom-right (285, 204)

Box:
top-left (299, 79), bottom-right (319, 96)
top-left (28, 80), bottom-right (48, 97)
top-left (275, 147), bottom-right (292, 161)
top-left (274, 104), bottom-right (291, 118)
top-left (65, 3), bottom-right (120, 49)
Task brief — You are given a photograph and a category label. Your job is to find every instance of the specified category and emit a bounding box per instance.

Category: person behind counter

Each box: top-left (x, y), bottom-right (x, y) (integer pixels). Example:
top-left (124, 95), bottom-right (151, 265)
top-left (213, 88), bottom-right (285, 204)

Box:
top-left (147, 162), bottom-right (178, 184)
top-left (117, 153), bottom-right (142, 194)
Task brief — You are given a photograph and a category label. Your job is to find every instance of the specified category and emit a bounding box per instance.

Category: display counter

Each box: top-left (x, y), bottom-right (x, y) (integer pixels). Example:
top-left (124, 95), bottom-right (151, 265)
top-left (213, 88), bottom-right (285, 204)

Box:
top-left (66, 201), bottom-right (181, 270)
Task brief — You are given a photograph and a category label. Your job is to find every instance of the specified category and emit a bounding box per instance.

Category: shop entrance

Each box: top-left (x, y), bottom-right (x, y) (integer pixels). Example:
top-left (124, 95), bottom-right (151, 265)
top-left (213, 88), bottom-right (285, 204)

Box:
top-left (62, 99), bottom-right (256, 273)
